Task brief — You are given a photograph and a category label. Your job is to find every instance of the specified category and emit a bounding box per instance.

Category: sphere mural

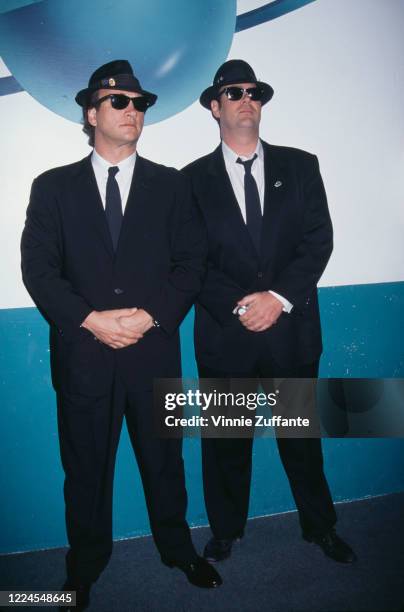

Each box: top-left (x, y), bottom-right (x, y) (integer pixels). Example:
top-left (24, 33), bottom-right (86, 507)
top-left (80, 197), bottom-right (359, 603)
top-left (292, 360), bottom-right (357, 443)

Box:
top-left (0, 0), bottom-right (315, 124)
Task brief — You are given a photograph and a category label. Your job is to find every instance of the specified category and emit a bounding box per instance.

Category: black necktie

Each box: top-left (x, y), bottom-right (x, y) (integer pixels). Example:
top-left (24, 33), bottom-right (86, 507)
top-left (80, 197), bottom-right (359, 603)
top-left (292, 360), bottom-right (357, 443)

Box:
top-left (236, 154), bottom-right (262, 251)
top-left (105, 166), bottom-right (122, 251)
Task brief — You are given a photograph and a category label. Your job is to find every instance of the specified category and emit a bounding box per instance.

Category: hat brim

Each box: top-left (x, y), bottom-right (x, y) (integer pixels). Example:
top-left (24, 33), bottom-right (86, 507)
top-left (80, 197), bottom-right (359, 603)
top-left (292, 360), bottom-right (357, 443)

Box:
top-left (200, 80), bottom-right (273, 109)
top-left (75, 85), bottom-right (157, 108)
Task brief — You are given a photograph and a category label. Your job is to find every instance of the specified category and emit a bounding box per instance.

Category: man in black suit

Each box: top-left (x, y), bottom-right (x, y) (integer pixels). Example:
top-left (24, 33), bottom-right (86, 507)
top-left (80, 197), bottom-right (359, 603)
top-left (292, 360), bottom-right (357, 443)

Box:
top-left (183, 60), bottom-right (356, 565)
top-left (21, 60), bottom-right (221, 608)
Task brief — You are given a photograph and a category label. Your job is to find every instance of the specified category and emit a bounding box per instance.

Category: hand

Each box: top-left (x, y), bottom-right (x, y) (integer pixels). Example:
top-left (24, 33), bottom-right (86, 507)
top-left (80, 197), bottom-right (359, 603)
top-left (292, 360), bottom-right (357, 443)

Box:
top-left (81, 308), bottom-right (143, 349)
top-left (119, 309), bottom-right (154, 335)
top-left (237, 292), bottom-right (283, 332)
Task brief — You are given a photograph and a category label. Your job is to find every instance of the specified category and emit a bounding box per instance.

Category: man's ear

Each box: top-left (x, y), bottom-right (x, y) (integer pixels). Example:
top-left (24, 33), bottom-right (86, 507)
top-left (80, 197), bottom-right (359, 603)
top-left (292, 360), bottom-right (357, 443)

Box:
top-left (210, 99), bottom-right (220, 120)
top-left (87, 107), bottom-right (97, 127)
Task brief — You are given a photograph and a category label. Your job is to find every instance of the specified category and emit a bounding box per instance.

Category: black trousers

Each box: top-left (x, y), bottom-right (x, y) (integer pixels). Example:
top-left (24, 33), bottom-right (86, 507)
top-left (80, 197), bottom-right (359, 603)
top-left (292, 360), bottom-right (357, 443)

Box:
top-left (198, 357), bottom-right (337, 541)
top-left (57, 376), bottom-right (197, 585)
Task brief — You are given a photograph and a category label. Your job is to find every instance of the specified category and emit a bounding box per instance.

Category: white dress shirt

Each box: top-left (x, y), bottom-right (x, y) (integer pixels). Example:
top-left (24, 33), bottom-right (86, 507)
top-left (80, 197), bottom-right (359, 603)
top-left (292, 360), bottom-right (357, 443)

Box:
top-left (222, 139), bottom-right (265, 219)
top-left (91, 149), bottom-right (136, 213)
top-left (221, 139), bottom-right (293, 313)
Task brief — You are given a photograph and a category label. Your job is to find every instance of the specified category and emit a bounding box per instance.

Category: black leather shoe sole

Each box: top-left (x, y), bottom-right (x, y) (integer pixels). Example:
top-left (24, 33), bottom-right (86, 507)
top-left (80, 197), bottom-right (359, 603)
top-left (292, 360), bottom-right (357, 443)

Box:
top-left (163, 556), bottom-right (222, 588)
top-left (303, 532), bottom-right (357, 564)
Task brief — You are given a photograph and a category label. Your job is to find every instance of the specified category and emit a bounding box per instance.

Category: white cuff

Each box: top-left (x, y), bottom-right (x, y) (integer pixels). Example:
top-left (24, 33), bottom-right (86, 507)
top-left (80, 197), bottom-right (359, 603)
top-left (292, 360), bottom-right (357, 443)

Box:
top-left (268, 290), bottom-right (293, 313)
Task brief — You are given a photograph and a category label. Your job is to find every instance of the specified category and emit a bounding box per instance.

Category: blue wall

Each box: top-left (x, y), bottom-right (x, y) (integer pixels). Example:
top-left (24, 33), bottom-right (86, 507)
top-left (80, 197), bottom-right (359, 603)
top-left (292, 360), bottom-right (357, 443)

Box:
top-left (1, 281), bottom-right (404, 553)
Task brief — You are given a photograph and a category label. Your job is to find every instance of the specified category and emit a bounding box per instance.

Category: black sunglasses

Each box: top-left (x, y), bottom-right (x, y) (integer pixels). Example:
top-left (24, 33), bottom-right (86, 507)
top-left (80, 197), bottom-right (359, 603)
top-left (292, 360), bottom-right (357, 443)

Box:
top-left (94, 93), bottom-right (150, 112)
top-left (219, 86), bottom-right (264, 102)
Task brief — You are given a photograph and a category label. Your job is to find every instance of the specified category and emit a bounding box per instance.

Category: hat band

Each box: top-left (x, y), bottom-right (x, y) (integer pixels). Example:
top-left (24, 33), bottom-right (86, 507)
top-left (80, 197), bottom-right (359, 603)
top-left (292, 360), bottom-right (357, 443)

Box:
top-left (92, 73), bottom-right (142, 92)
top-left (215, 75), bottom-right (257, 88)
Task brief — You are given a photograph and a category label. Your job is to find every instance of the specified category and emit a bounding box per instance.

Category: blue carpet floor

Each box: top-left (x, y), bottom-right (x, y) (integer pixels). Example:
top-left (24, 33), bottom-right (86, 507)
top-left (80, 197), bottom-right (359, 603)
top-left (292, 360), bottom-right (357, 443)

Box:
top-left (1, 492), bottom-right (403, 612)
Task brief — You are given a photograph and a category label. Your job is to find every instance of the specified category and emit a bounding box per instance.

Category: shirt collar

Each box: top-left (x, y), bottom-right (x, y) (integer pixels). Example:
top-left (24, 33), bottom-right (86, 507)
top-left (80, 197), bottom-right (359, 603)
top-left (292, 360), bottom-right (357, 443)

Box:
top-left (92, 148), bottom-right (137, 173)
top-left (221, 138), bottom-right (263, 165)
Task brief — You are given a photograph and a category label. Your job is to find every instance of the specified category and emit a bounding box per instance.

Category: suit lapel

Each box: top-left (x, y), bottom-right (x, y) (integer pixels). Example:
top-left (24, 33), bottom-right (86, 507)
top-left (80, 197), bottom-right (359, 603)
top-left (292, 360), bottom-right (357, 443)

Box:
top-left (75, 153), bottom-right (158, 259)
top-left (75, 154), bottom-right (115, 257)
top-left (116, 154), bottom-right (156, 254)
top-left (259, 142), bottom-right (289, 265)
top-left (207, 145), bottom-right (258, 261)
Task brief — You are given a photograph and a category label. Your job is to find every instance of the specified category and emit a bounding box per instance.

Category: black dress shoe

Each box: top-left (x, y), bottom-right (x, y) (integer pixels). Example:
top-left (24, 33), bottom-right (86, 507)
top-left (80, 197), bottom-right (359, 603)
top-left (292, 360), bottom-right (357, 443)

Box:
top-left (203, 535), bottom-right (243, 562)
top-left (164, 556), bottom-right (222, 588)
top-left (303, 529), bottom-right (357, 563)
top-left (61, 580), bottom-right (91, 611)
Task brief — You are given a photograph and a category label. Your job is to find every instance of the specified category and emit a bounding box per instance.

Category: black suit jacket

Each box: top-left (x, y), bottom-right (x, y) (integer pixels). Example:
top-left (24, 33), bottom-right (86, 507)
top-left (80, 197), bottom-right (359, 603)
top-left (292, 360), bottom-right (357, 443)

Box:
top-left (21, 153), bottom-right (206, 395)
top-left (183, 141), bottom-right (333, 372)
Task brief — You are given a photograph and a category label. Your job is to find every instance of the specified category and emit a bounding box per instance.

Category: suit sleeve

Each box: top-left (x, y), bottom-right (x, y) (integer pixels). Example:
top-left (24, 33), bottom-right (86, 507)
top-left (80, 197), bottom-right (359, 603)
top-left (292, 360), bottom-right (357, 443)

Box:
top-left (21, 176), bottom-right (93, 339)
top-left (196, 264), bottom-right (245, 325)
top-left (140, 174), bottom-right (207, 335)
top-left (270, 155), bottom-right (333, 307)
top-left (181, 165), bottom-right (247, 327)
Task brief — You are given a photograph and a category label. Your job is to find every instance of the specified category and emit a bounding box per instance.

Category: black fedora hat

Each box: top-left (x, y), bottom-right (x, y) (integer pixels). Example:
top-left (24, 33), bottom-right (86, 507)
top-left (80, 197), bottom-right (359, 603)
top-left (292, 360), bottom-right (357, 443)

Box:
top-left (75, 59), bottom-right (157, 108)
top-left (200, 59), bottom-right (273, 109)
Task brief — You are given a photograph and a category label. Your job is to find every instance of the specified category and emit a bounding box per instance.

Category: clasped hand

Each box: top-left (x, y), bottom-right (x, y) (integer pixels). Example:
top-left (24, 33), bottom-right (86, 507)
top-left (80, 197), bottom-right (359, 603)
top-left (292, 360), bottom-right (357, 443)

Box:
top-left (82, 308), bottom-right (154, 349)
top-left (236, 292), bottom-right (283, 332)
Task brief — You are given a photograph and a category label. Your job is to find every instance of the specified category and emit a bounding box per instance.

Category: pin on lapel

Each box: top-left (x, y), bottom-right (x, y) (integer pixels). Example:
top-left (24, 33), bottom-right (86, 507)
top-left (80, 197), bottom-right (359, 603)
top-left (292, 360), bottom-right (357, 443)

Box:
top-left (274, 180), bottom-right (282, 188)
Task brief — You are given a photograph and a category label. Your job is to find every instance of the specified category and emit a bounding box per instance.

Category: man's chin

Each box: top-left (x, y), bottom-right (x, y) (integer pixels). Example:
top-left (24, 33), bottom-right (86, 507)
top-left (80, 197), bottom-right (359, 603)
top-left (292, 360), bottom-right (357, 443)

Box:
top-left (118, 131), bottom-right (141, 146)
top-left (237, 119), bottom-right (258, 129)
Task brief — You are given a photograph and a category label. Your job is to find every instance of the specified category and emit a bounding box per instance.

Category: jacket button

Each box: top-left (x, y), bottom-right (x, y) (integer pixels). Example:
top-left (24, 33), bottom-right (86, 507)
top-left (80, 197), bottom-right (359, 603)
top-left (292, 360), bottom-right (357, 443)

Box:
top-left (114, 288), bottom-right (124, 295)
top-left (257, 271), bottom-right (263, 279)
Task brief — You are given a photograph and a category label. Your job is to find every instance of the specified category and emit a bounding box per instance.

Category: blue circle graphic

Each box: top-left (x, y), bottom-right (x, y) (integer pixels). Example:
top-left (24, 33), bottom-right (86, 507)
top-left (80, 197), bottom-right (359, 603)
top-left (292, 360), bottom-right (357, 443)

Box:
top-left (0, 0), bottom-right (237, 124)
top-left (0, 1), bottom-right (316, 124)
